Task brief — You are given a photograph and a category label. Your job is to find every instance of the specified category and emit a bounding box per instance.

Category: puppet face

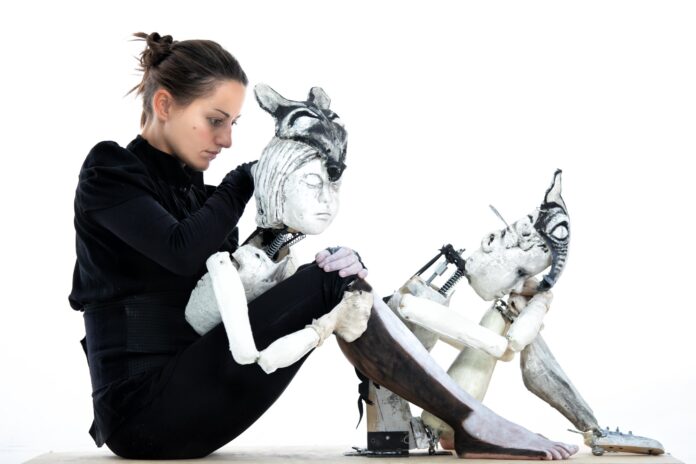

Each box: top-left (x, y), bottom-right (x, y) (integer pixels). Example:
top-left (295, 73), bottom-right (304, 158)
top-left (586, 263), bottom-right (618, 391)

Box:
top-left (465, 211), bottom-right (552, 300)
top-left (253, 84), bottom-right (347, 232)
top-left (465, 170), bottom-right (570, 301)
top-left (281, 157), bottom-right (340, 234)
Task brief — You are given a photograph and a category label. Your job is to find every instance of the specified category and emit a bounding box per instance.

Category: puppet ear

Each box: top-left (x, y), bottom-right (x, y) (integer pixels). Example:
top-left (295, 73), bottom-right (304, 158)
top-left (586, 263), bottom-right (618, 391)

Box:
top-left (308, 87), bottom-right (331, 109)
top-left (544, 169), bottom-right (566, 211)
top-left (255, 83), bottom-right (291, 116)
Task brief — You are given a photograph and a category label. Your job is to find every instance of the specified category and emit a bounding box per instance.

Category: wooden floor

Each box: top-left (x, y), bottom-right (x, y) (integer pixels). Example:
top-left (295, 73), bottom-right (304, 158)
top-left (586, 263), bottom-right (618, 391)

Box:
top-left (25, 447), bottom-right (684, 463)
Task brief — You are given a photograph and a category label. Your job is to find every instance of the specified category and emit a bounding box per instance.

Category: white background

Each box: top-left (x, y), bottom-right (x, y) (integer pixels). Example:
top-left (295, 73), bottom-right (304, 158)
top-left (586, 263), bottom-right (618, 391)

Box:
top-left (1, 1), bottom-right (695, 462)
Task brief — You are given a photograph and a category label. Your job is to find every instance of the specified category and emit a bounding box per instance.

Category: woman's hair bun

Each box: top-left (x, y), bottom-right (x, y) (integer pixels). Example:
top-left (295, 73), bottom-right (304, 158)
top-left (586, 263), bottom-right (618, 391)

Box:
top-left (133, 32), bottom-right (176, 69)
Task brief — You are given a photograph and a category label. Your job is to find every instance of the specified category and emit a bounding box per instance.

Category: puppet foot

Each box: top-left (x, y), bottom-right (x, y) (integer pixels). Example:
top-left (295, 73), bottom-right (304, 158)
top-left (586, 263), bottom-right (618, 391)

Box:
top-left (454, 408), bottom-right (578, 460)
top-left (581, 427), bottom-right (664, 456)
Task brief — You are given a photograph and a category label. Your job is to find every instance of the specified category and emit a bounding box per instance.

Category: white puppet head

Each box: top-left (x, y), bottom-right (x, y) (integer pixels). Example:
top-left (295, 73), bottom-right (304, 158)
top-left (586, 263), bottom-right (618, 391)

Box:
top-left (465, 170), bottom-right (570, 300)
top-left (252, 84), bottom-right (346, 235)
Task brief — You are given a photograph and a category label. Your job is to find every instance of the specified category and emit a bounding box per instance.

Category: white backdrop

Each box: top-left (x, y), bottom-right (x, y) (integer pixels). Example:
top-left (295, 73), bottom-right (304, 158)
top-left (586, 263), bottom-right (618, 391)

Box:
top-left (1, 1), bottom-right (695, 462)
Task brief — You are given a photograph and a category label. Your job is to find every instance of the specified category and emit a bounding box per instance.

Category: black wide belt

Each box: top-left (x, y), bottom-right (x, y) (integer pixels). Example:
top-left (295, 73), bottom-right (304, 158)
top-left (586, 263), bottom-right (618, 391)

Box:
top-left (82, 291), bottom-right (200, 390)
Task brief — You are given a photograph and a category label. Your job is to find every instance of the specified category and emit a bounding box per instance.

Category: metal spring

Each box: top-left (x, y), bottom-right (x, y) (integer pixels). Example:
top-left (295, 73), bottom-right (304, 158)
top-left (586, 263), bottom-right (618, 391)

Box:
top-left (278, 233), bottom-right (306, 256)
top-left (264, 232), bottom-right (288, 258)
top-left (438, 269), bottom-right (465, 296)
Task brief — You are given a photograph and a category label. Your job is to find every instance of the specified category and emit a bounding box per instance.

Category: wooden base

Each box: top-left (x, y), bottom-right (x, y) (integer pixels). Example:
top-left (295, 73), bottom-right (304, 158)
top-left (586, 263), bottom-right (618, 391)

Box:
top-left (25, 447), bottom-right (684, 463)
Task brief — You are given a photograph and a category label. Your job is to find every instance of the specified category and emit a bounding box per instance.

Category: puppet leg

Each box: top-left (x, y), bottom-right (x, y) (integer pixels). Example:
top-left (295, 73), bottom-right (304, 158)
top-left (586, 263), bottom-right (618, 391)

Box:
top-left (421, 302), bottom-right (510, 448)
top-left (337, 295), bottom-right (578, 460)
top-left (520, 335), bottom-right (599, 432)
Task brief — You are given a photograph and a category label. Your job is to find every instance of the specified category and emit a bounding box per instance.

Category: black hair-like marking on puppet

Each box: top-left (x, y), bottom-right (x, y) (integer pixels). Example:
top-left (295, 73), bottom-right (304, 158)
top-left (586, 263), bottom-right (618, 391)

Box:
top-left (254, 83), bottom-right (348, 182)
top-left (534, 170), bottom-right (570, 291)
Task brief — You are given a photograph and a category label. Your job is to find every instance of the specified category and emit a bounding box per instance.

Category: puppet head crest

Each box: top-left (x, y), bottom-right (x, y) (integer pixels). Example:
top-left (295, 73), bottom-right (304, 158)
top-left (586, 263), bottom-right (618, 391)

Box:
top-left (254, 84), bottom-right (347, 181)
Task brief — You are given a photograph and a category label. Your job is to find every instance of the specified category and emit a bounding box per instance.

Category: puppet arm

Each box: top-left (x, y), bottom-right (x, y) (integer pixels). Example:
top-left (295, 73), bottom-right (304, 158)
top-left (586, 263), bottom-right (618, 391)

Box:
top-left (188, 251), bottom-right (372, 374)
top-left (399, 294), bottom-right (510, 359)
top-left (257, 284), bottom-right (373, 373)
top-left (205, 252), bottom-right (260, 364)
top-left (505, 290), bottom-right (552, 352)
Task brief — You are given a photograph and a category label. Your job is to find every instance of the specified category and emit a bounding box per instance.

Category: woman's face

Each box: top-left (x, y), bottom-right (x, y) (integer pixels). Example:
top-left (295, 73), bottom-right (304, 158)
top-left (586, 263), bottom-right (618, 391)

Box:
top-left (281, 158), bottom-right (340, 234)
top-left (163, 79), bottom-right (246, 171)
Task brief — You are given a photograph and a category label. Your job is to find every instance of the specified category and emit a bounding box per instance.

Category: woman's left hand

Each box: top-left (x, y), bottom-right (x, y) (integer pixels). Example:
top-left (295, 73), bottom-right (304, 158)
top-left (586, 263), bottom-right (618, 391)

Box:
top-left (315, 247), bottom-right (368, 279)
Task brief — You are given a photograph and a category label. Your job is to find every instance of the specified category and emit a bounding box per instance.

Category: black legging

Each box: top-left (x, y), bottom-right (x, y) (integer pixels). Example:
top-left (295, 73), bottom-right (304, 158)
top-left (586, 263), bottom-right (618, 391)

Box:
top-left (105, 262), bottom-right (353, 459)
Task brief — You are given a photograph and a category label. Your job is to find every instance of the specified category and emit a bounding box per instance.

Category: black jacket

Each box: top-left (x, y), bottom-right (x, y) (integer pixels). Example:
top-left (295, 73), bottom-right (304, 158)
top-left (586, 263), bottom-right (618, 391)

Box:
top-left (70, 134), bottom-right (254, 310)
top-left (70, 134), bottom-right (255, 446)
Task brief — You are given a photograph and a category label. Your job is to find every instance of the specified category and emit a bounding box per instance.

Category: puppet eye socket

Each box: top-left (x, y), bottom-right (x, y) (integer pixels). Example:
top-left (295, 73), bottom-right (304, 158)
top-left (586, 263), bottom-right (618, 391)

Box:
top-left (302, 173), bottom-right (323, 188)
top-left (292, 115), bottom-right (317, 132)
top-left (551, 225), bottom-right (569, 240)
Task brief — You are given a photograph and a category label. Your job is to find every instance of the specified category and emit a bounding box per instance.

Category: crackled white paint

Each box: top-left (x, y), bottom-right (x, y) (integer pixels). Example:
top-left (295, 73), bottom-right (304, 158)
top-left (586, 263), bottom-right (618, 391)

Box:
top-left (465, 210), bottom-right (552, 301)
top-left (506, 291), bottom-right (552, 352)
top-left (398, 294), bottom-right (509, 359)
top-left (207, 252), bottom-right (259, 365)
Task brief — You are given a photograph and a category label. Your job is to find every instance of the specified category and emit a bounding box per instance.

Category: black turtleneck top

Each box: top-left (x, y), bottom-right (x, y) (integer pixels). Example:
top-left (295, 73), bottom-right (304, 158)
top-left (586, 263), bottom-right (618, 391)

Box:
top-left (69, 135), bottom-right (255, 311)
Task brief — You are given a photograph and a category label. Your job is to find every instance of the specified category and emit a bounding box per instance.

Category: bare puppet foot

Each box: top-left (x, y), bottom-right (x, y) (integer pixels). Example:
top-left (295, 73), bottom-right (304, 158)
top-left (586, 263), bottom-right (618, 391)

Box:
top-left (337, 297), bottom-right (577, 460)
top-left (453, 408), bottom-right (579, 460)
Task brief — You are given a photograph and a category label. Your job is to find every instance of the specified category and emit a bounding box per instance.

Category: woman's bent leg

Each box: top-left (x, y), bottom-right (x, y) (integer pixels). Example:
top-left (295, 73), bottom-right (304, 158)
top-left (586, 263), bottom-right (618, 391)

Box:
top-left (106, 263), bottom-right (350, 459)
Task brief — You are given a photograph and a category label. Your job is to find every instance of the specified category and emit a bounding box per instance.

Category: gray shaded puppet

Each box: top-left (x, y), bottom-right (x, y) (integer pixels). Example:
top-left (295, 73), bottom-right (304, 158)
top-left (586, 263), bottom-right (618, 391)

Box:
top-left (185, 84), bottom-right (579, 460)
top-left (362, 172), bottom-right (664, 456)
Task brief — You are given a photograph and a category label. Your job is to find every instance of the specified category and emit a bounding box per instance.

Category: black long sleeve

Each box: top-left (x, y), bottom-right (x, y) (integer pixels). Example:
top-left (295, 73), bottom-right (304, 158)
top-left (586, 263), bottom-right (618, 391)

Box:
top-left (69, 135), bottom-right (254, 310)
top-left (90, 170), bottom-right (252, 276)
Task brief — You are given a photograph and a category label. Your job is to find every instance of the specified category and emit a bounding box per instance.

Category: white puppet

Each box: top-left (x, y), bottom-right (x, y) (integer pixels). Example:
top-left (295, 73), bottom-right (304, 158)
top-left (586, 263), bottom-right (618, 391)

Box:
top-left (184, 83), bottom-right (373, 374)
top-left (185, 87), bottom-right (584, 460)
top-left (361, 171), bottom-right (664, 457)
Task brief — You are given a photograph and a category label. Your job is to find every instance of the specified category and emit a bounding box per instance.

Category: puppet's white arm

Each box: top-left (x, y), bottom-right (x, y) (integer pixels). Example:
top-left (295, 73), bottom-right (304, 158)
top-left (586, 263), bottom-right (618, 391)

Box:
top-left (399, 294), bottom-right (509, 359)
top-left (258, 286), bottom-right (373, 374)
top-left (257, 327), bottom-right (320, 373)
top-left (506, 291), bottom-right (552, 352)
top-left (191, 249), bottom-right (372, 374)
top-left (206, 252), bottom-right (260, 364)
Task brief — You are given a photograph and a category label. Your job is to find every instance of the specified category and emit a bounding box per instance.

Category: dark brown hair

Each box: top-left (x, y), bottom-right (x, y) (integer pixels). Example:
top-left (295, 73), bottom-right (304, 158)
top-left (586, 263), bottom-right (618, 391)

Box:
top-left (127, 32), bottom-right (248, 128)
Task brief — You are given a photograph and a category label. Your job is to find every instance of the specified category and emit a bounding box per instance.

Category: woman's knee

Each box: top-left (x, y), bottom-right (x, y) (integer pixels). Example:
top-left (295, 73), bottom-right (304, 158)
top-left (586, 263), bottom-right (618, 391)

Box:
top-left (296, 261), bottom-right (358, 308)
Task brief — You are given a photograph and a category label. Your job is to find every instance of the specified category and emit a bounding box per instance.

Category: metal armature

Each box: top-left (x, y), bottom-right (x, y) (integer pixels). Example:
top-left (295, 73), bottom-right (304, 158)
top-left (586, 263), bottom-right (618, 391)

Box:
top-left (264, 229), bottom-right (306, 260)
top-left (414, 244), bottom-right (466, 298)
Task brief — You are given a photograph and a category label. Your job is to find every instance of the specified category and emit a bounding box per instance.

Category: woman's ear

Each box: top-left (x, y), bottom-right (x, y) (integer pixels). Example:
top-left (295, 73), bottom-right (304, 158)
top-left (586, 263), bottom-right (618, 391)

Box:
top-left (152, 88), bottom-right (175, 121)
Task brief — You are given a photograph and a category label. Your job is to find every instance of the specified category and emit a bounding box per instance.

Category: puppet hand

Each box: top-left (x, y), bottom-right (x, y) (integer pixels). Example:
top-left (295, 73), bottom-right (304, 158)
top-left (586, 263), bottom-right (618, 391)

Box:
top-left (315, 246), bottom-right (368, 279)
top-left (514, 276), bottom-right (542, 297)
top-left (506, 290), bottom-right (553, 352)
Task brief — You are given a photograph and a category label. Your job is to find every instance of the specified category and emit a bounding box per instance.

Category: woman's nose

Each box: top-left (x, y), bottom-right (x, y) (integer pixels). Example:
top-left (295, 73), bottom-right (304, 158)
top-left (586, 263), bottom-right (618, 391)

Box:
top-left (216, 126), bottom-right (233, 149)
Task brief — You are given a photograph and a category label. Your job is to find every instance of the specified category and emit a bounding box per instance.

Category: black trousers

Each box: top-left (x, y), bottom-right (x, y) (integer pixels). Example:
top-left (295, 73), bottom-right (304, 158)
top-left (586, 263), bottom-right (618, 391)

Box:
top-left (104, 262), bottom-right (353, 459)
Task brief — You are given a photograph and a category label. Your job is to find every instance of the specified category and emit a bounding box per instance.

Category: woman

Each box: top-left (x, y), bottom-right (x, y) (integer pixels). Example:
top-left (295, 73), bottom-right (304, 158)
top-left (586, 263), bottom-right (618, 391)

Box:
top-left (70, 32), bottom-right (576, 460)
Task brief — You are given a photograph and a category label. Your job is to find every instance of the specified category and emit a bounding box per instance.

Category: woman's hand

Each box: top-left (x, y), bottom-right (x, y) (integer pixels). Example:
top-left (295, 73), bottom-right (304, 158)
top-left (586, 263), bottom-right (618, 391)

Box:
top-left (315, 247), bottom-right (368, 279)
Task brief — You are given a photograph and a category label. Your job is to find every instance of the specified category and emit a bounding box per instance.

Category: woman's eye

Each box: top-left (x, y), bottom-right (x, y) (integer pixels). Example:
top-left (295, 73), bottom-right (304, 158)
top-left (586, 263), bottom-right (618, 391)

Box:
top-left (208, 118), bottom-right (223, 128)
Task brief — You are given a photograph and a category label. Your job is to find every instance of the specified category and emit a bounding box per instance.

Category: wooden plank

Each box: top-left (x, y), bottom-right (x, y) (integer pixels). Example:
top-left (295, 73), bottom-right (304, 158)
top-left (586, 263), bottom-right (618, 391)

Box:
top-left (24, 447), bottom-right (685, 464)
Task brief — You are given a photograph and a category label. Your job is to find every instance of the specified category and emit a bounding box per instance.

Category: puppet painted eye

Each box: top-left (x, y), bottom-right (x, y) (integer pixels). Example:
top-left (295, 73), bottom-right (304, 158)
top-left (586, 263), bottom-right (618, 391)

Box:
top-left (551, 224), bottom-right (569, 240)
top-left (302, 173), bottom-right (323, 189)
